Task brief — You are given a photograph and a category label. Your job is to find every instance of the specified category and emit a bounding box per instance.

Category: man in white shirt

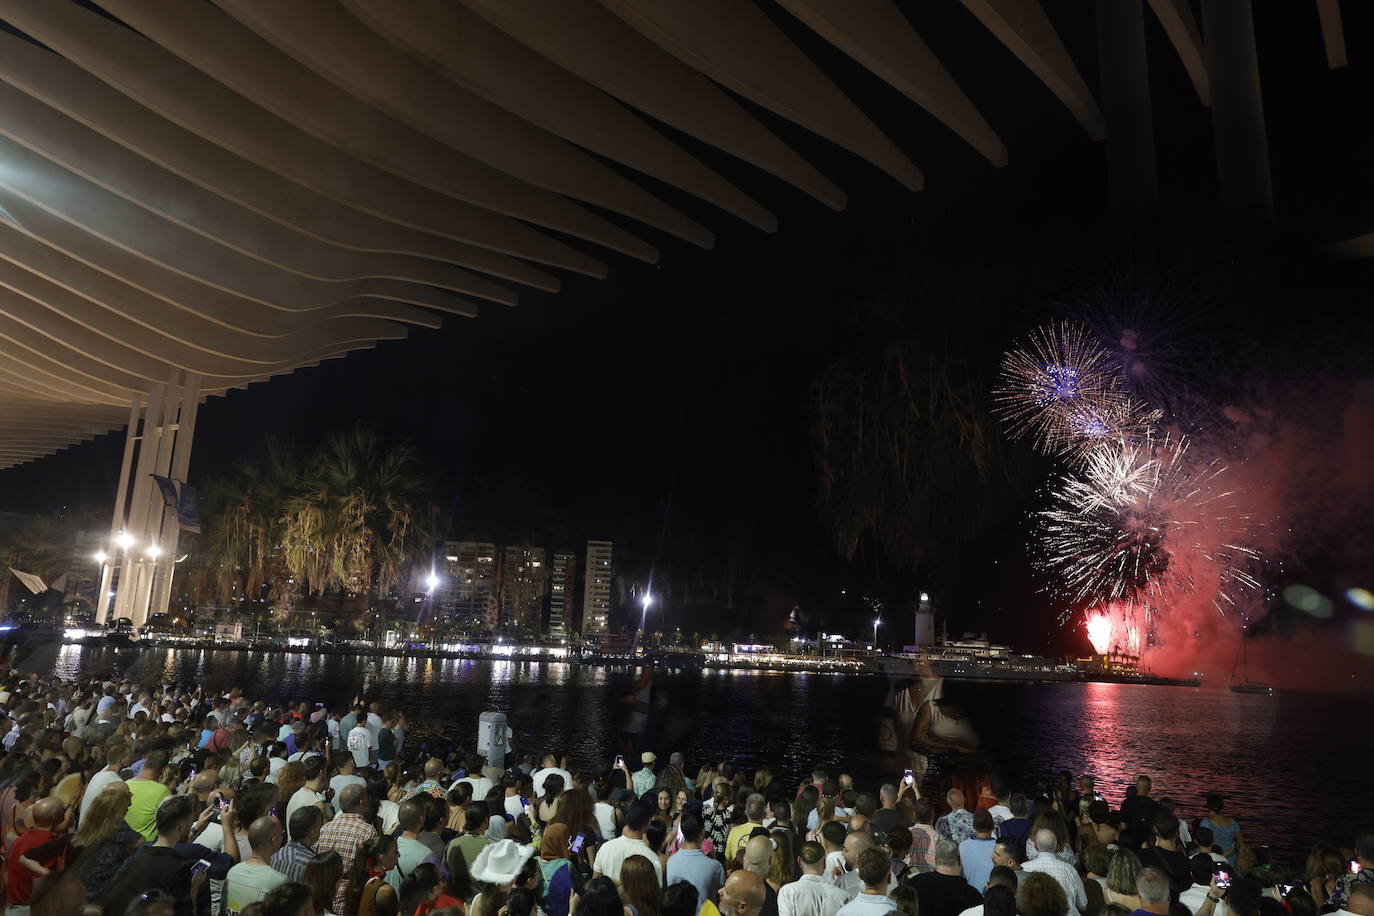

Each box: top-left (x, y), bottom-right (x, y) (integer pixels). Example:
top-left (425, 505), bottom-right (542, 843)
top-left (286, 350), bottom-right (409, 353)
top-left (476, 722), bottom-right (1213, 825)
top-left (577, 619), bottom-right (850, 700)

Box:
top-left (80, 745), bottom-right (132, 821)
top-left (285, 757), bottom-right (330, 823)
top-left (1020, 830), bottom-right (1087, 916)
top-left (329, 752), bottom-right (367, 800)
top-left (347, 720), bottom-right (373, 768)
top-left (1179, 855), bottom-right (1229, 916)
top-left (986, 777), bottom-right (1013, 824)
top-left (837, 832), bottom-right (896, 901)
top-left (449, 754), bottom-right (495, 799)
top-left (835, 848), bottom-right (898, 916)
top-left (532, 753), bottom-right (573, 800)
top-left (593, 800), bottom-right (662, 884)
top-left (780, 841), bottom-right (850, 916)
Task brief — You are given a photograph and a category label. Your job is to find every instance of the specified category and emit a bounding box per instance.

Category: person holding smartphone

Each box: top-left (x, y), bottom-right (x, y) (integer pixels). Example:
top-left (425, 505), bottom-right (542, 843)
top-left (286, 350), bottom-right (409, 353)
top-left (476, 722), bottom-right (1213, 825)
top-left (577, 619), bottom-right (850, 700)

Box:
top-left (1327, 833), bottom-right (1374, 911)
top-left (539, 823), bottom-right (581, 916)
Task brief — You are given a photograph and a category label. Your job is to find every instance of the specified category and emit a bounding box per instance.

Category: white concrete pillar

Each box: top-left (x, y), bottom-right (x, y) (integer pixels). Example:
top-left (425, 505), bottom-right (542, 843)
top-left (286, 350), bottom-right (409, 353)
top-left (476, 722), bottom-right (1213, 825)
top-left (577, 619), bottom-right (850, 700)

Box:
top-left (151, 373), bottom-right (201, 618)
top-left (113, 380), bottom-right (165, 622)
top-left (97, 394), bottom-right (141, 624)
top-left (132, 370), bottom-right (182, 627)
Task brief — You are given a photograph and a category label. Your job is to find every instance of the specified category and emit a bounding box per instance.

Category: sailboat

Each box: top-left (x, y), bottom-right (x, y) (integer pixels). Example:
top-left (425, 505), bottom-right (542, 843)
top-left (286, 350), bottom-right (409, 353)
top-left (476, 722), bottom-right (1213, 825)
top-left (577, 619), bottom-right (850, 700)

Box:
top-left (1228, 636), bottom-right (1273, 694)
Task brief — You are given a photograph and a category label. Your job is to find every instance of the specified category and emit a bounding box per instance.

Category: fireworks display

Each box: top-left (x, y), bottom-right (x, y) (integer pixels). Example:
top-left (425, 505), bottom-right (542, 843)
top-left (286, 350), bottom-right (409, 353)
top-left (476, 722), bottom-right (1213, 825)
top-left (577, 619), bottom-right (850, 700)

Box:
top-left (998, 318), bottom-right (1266, 657)
top-left (1037, 434), bottom-right (1261, 616)
top-left (993, 322), bottom-right (1130, 459)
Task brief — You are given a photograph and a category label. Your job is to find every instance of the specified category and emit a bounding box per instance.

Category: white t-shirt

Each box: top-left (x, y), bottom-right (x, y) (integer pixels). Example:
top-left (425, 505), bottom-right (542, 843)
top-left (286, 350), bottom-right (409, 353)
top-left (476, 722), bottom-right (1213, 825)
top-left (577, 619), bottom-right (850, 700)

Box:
top-left (532, 767), bottom-right (573, 800)
top-left (347, 726), bottom-right (372, 767)
top-left (80, 769), bottom-right (125, 821)
top-left (594, 802), bottom-right (618, 840)
top-left (449, 775), bottom-right (494, 800)
top-left (225, 862), bottom-right (287, 915)
top-left (266, 757), bottom-right (286, 783)
top-left (593, 835), bottom-right (663, 884)
top-left (330, 774), bottom-right (366, 799)
top-left (286, 786), bottom-right (324, 824)
top-left (987, 804), bottom-right (1013, 823)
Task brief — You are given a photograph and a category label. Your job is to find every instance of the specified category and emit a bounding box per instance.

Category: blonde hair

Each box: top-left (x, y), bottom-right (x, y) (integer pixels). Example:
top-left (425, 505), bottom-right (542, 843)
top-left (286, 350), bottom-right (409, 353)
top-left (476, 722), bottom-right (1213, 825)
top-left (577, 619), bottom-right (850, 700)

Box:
top-left (74, 787), bottom-right (131, 847)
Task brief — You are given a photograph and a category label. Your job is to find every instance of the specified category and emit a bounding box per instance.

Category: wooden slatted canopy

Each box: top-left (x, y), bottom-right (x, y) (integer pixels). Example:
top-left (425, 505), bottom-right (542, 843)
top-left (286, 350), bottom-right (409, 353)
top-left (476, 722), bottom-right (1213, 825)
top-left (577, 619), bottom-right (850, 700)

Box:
top-left (0, 0), bottom-right (1352, 469)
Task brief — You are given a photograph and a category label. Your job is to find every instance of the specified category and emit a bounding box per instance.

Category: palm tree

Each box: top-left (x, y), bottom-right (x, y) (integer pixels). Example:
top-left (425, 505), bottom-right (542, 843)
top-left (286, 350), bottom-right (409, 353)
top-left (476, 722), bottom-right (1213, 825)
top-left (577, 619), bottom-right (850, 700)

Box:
top-left (280, 424), bottom-right (432, 618)
top-left (202, 440), bottom-right (302, 613)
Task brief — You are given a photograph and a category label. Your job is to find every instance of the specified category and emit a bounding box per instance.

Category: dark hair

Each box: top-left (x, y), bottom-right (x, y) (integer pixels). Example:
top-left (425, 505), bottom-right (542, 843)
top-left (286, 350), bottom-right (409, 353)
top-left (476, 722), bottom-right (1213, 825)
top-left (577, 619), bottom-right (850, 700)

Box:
top-left (626, 799), bottom-right (652, 832)
top-left (1154, 810), bottom-right (1179, 841)
top-left (302, 851), bottom-right (343, 915)
top-left (994, 838), bottom-right (1023, 866)
top-left (1009, 792), bottom-right (1029, 818)
top-left (679, 809), bottom-right (704, 843)
top-left (287, 805), bottom-right (323, 843)
top-left (542, 774), bottom-right (565, 802)
top-left (301, 756), bottom-right (326, 781)
top-left (578, 876), bottom-right (625, 916)
top-left (261, 882), bottom-right (314, 916)
top-left (1227, 877), bottom-right (1263, 916)
top-left (913, 798), bottom-right (935, 824)
top-left (350, 834), bottom-right (398, 901)
top-left (1194, 827), bottom-right (1215, 849)
top-left (985, 884), bottom-right (1018, 916)
top-left (507, 887), bottom-right (540, 916)
top-left (1285, 890), bottom-right (1317, 916)
top-left (973, 809), bottom-right (995, 833)
top-left (891, 886), bottom-right (920, 916)
top-left (645, 820), bottom-right (668, 854)
top-left (857, 847), bottom-right (889, 888)
top-left (156, 795), bottom-right (194, 836)
top-left (820, 820), bottom-right (847, 847)
top-left (1088, 799), bottom-right (1111, 825)
top-left (1205, 794), bottom-right (1225, 813)
top-left (662, 881), bottom-right (700, 916)
top-left (400, 863), bottom-right (441, 915)
top-left (465, 802), bottom-right (490, 832)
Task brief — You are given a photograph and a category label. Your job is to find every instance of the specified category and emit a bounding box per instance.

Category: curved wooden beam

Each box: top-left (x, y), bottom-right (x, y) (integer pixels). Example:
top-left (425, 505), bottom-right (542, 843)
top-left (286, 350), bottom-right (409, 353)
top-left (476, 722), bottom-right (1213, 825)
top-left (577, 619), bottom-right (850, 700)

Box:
top-left (777, 0), bottom-right (1006, 167)
top-left (0, 31), bottom-right (552, 293)
top-left (960, 0), bottom-right (1105, 140)
top-left (1147, 0), bottom-right (1212, 106)
top-left (342, 0), bottom-right (774, 234)
top-left (0, 82), bottom-right (515, 307)
top-left (0, 0), bottom-right (608, 278)
top-left (598, 0), bottom-right (922, 190)
top-left (0, 140), bottom-right (483, 320)
top-left (459, 0), bottom-right (845, 211)
top-left (211, 0), bottom-right (711, 249)
top-left (0, 192), bottom-right (452, 339)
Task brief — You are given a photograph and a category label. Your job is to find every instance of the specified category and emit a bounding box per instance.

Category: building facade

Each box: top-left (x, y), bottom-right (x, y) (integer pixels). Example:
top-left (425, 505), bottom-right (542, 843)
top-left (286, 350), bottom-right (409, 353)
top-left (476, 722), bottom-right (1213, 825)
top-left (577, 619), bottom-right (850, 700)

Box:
top-left (498, 545), bottom-right (546, 635)
top-left (582, 540), bottom-right (613, 637)
top-left (547, 551), bottom-right (576, 639)
top-left (440, 540), bottom-right (499, 634)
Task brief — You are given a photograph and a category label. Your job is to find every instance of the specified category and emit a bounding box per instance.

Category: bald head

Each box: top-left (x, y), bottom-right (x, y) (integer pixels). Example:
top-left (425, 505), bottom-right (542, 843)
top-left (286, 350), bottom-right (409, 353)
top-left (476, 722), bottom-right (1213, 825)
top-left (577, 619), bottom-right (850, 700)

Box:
top-left (339, 783), bottom-right (367, 813)
top-left (190, 772), bottom-right (219, 795)
top-left (31, 796), bottom-right (64, 827)
top-left (743, 836), bottom-right (773, 877)
top-left (1034, 828), bottom-right (1058, 854)
top-left (947, 788), bottom-right (965, 810)
top-left (720, 869), bottom-right (765, 916)
top-left (247, 816), bottom-right (284, 855)
top-left (424, 758), bottom-right (444, 779)
top-left (1348, 886), bottom-right (1374, 916)
top-left (843, 830), bottom-right (874, 866)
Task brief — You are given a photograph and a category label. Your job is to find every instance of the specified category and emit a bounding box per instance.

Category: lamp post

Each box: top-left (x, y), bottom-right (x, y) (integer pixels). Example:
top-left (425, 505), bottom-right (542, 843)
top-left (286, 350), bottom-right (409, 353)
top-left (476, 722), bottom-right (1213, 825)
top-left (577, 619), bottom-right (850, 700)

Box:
top-left (872, 617), bottom-right (881, 651)
top-left (640, 592), bottom-right (653, 635)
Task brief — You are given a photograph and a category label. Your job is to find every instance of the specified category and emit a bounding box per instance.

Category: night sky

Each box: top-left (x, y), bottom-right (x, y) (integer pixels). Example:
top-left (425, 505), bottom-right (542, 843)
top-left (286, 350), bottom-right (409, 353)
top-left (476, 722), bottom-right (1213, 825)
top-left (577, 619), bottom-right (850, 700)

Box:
top-left (3, 2), bottom-right (1373, 672)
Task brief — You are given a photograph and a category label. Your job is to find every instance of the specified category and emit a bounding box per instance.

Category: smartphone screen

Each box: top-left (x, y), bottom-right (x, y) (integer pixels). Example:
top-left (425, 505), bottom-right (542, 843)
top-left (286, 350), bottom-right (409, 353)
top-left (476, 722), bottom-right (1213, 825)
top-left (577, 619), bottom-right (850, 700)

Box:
top-left (217, 798), bottom-right (230, 810)
top-left (571, 833), bottom-right (585, 853)
top-left (615, 755), bottom-right (623, 767)
top-left (1216, 871), bottom-right (1232, 889)
top-left (191, 859), bottom-right (212, 876)
top-left (1353, 860), bottom-right (1362, 875)
top-left (903, 769), bottom-right (913, 785)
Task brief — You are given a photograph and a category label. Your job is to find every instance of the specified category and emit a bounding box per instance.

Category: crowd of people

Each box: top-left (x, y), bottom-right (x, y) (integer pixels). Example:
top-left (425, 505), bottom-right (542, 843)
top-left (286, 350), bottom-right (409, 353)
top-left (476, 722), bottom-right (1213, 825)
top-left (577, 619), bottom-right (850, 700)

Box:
top-left (0, 671), bottom-right (1368, 916)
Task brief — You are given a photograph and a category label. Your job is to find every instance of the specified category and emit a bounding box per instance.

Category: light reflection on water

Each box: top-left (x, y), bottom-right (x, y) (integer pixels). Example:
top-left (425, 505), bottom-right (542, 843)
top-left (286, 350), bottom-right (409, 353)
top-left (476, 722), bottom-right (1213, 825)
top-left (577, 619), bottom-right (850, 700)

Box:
top-left (34, 645), bottom-right (1371, 864)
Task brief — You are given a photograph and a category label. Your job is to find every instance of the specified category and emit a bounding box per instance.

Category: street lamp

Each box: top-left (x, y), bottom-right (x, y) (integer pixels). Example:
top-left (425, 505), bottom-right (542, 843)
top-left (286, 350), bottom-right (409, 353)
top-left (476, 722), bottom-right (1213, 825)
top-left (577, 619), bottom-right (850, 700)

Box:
top-left (93, 551), bottom-right (108, 564)
top-left (425, 570), bottom-right (439, 592)
top-left (115, 532), bottom-right (134, 550)
top-left (145, 544), bottom-right (162, 559)
top-left (640, 593), bottom-right (653, 635)
top-left (872, 617), bottom-right (881, 649)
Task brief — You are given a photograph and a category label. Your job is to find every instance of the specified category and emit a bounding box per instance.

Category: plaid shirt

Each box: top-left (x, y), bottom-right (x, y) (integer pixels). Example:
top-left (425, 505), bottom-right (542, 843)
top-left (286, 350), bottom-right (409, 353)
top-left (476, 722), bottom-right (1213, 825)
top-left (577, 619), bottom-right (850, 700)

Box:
top-left (270, 841), bottom-right (318, 883)
top-left (908, 823), bottom-right (939, 873)
top-left (317, 813), bottom-right (378, 916)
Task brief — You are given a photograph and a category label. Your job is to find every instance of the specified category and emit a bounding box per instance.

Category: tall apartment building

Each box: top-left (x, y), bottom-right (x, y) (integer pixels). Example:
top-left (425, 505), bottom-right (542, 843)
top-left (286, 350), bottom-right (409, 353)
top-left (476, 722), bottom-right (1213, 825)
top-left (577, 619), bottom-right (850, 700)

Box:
top-left (582, 540), bottom-right (613, 637)
top-left (547, 551), bottom-right (576, 639)
top-left (440, 541), bottom-right (499, 633)
top-left (499, 545), bottom-right (547, 635)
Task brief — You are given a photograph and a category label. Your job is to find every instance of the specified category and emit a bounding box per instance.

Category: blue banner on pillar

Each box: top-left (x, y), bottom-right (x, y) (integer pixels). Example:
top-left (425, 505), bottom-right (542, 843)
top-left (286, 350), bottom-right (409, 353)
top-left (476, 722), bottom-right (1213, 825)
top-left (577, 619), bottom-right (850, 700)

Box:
top-left (152, 474), bottom-right (179, 510)
top-left (177, 483), bottom-right (201, 534)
